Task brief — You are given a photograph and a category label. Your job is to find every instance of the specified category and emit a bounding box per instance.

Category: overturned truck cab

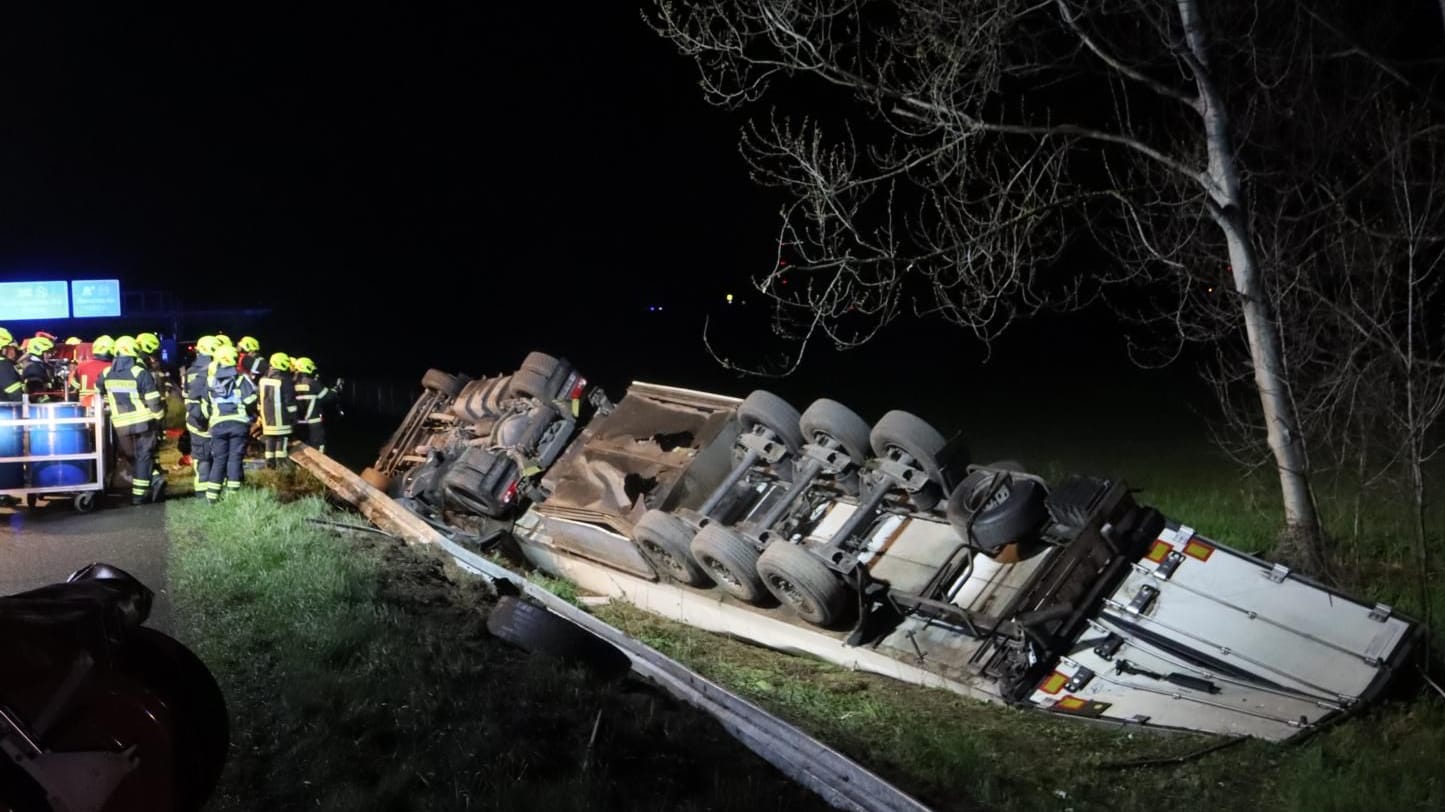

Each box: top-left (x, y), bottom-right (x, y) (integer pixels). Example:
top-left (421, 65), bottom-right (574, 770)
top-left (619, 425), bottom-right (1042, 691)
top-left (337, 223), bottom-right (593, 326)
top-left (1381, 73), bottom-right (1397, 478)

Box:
top-left (370, 354), bottom-right (1421, 742)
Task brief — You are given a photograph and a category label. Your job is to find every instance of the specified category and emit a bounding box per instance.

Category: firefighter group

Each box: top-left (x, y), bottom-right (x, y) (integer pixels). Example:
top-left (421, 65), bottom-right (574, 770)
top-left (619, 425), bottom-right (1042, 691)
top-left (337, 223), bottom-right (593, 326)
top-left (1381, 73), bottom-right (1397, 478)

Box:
top-left (0, 328), bottom-right (338, 506)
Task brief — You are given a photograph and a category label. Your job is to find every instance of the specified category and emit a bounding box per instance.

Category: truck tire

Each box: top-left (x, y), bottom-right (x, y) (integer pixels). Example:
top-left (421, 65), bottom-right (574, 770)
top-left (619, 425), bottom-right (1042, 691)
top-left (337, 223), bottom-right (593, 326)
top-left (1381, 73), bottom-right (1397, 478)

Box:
top-left (421, 368), bottom-right (464, 397)
top-left (507, 367), bottom-right (552, 400)
top-left (869, 410), bottom-right (948, 489)
top-left (756, 542), bottom-right (848, 627)
top-left (737, 390), bottom-right (805, 457)
top-left (799, 398), bottom-right (872, 465)
top-left (690, 524), bottom-right (769, 604)
top-left (486, 596), bottom-right (631, 679)
top-left (633, 509), bottom-right (709, 586)
top-left (948, 472), bottom-right (1048, 554)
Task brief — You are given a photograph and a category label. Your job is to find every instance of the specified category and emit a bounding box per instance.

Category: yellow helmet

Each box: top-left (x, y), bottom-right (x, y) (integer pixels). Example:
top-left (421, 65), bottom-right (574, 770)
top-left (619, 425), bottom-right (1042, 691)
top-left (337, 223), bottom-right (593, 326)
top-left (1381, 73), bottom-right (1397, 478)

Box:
top-left (213, 333), bottom-right (233, 349)
top-left (92, 335), bottom-right (115, 357)
top-left (238, 336), bottom-right (260, 353)
top-left (0, 328), bottom-right (12, 347)
top-left (28, 335), bottom-right (55, 355)
top-left (196, 335), bottom-right (218, 355)
top-left (135, 332), bottom-right (161, 354)
top-left (65, 336), bottom-right (82, 345)
top-left (268, 352), bottom-right (292, 372)
top-left (113, 336), bottom-right (138, 357)
top-left (292, 356), bottom-right (316, 375)
top-left (212, 345), bottom-right (238, 368)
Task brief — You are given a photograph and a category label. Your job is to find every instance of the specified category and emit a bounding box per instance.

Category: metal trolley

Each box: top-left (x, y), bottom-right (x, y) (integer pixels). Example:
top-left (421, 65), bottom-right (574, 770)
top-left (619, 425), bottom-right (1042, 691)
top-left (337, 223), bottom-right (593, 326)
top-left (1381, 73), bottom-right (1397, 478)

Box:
top-left (0, 396), bottom-right (108, 512)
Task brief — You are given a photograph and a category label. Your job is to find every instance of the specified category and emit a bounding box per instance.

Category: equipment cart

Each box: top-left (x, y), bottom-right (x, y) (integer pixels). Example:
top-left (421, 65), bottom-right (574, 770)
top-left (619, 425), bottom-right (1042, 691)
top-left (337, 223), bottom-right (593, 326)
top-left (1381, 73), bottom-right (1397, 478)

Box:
top-left (0, 396), bottom-right (108, 512)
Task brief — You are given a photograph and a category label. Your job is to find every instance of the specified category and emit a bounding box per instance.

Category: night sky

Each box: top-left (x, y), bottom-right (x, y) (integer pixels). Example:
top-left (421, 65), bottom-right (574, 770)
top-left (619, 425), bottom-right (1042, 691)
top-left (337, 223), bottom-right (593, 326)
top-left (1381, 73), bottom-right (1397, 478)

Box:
top-left (1, 3), bottom-right (1183, 442)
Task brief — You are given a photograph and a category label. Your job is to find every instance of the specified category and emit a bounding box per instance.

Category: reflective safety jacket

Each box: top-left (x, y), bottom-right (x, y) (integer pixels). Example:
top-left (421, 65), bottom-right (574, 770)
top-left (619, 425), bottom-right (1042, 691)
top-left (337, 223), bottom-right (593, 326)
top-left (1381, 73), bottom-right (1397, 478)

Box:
top-left (97, 356), bottom-right (164, 432)
top-left (0, 357), bottom-right (21, 402)
top-left (293, 373), bottom-right (336, 425)
top-left (70, 357), bottom-right (113, 410)
top-left (183, 354), bottom-right (214, 435)
top-left (205, 365), bottom-right (257, 425)
top-left (258, 369), bottom-right (298, 436)
top-left (239, 351), bottom-right (268, 380)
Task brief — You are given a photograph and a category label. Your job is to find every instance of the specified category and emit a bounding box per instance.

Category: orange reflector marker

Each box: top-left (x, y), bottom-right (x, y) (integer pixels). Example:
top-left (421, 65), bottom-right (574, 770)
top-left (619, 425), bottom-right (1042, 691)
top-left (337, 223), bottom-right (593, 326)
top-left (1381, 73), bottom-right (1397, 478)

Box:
top-left (1039, 672), bottom-right (1068, 695)
top-left (1056, 696), bottom-right (1088, 711)
top-left (1183, 539), bottom-right (1215, 561)
top-left (1145, 540), bottom-right (1172, 563)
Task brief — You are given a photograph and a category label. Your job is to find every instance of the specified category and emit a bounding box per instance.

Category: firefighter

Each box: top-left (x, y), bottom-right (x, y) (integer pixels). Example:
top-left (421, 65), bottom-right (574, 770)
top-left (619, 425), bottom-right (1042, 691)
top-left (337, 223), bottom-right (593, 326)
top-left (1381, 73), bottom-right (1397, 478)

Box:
top-left (97, 335), bottom-right (167, 505)
top-left (19, 335), bottom-right (57, 401)
top-left (183, 336), bottom-right (219, 497)
top-left (258, 352), bottom-right (298, 467)
top-left (203, 344), bottom-right (257, 503)
top-left (0, 328), bottom-right (21, 402)
top-left (291, 357), bottom-right (336, 454)
top-left (70, 335), bottom-right (115, 410)
top-left (237, 336), bottom-right (267, 379)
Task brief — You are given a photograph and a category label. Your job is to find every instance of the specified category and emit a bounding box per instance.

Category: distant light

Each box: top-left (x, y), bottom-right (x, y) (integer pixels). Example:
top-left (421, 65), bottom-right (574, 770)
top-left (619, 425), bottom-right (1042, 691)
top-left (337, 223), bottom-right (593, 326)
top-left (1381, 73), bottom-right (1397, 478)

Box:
top-left (647, 305), bottom-right (664, 312)
top-left (725, 293), bottom-right (734, 304)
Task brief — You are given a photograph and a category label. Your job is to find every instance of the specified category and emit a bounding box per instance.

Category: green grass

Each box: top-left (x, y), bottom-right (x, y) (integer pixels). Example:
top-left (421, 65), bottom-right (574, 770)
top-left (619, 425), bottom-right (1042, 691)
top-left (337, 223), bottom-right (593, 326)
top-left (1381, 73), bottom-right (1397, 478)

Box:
top-left (165, 488), bottom-right (833, 811)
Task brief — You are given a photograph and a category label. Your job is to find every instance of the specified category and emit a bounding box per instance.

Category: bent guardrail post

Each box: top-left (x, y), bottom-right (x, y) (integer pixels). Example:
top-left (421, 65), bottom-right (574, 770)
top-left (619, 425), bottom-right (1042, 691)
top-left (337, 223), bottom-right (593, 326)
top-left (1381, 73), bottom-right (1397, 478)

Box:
top-left (291, 442), bottom-right (935, 812)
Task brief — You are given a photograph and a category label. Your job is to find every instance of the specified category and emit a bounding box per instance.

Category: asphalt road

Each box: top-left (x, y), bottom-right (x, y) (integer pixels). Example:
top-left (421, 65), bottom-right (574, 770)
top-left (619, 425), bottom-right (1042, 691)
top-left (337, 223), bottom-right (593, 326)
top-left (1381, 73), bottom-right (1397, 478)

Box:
top-left (0, 497), bottom-right (172, 633)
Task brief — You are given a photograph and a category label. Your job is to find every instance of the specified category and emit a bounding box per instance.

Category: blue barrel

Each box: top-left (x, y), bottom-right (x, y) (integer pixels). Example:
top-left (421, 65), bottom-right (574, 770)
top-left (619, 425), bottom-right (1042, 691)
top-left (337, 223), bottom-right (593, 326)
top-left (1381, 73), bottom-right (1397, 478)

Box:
top-left (0, 403), bottom-right (21, 488)
top-left (28, 402), bottom-right (93, 487)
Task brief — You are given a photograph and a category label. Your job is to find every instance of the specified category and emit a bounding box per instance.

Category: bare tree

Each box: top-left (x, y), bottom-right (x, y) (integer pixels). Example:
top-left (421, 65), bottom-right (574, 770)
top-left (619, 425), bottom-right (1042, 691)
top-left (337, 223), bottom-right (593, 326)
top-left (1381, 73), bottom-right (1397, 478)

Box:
top-left (648, 0), bottom-right (1435, 565)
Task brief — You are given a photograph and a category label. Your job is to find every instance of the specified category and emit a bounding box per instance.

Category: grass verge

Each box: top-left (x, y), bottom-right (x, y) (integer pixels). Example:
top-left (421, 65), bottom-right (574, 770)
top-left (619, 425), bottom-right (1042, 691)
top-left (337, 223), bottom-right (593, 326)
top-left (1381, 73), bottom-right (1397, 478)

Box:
top-left (164, 487), bottom-right (832, 811)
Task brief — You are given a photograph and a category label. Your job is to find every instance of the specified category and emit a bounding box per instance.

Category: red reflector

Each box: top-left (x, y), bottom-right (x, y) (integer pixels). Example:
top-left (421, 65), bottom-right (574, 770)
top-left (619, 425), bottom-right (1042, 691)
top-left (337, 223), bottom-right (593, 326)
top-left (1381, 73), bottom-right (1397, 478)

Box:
top-left (1056, 696), bottom-right (1088, 711)
top-left (568, 378), bottom-right (586, 400)
top-left (502, 481), bottom-right (518, 503)
top-left (1183, 539), bottom-right (1215, 561)
top-left (1039, 672), bottom-right (1068, 695)
top-left (1145, 540), bottom-right (1172, 563)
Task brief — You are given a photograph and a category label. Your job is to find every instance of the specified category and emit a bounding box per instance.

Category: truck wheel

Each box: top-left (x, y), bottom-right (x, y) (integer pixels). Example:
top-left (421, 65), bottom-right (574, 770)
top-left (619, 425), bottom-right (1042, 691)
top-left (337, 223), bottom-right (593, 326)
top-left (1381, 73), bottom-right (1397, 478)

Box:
top-left (948, 472), bottom-right (1049, 554)
top-left (690, 524), bottom-right (769, 604)
top-left (737, 390), bottom-right (805, 457)
top-left (486, 596), bottom-right (631, 679)
top-left (633, 509), bottom-right (709, 586)
top-left (756, 542), bottom-right (848, 627)
top-left (869, 410), bottom-right (948, 489)
top-left (421, 368), bottom-right (464, 397)
top-left (800, 398), bottom-right (872, 465)
top-left (509, 352), bottom-right (563, 400)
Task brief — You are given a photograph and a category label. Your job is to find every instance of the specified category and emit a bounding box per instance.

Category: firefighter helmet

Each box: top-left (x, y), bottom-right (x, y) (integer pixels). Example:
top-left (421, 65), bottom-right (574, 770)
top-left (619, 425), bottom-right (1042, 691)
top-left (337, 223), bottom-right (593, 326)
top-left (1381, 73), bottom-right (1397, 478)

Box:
top-left (113, 336), bottom-right (138, 357)
top-left (65, 336), bottom-right (81, 345)
top-left (196, 335), bottom-right (218, 356)
top-left (268, 352), bottom-right (292, 372)
top-left (135, 332), bottom-right (161, 354)
top-left (0, 328), bottom-right (12, 347)
top-left (92, 335), bottom-right (115, 357)
top-left (212, 345), bottom-right (238, 368)
top-left (27, 336), bottom-right (55, 355)
top-left (292, 356), bottom-right (316, 375)
top-left (238, 336), bottom-right (260, 353)
top-left (213, 333), bottom-right (233, 348)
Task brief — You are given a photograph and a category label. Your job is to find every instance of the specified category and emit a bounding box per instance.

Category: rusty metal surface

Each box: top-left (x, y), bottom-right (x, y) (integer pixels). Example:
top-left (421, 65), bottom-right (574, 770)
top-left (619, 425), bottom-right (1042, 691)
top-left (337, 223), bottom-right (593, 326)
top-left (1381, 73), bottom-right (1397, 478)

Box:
top-left (538, 382), bottom-right (740, 535)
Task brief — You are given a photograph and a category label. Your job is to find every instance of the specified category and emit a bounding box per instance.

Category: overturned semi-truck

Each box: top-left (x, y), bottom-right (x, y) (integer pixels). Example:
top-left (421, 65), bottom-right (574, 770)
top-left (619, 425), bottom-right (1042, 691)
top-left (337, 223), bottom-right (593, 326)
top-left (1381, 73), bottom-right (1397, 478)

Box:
top-left (362, 351), bottom-right (1421, 742)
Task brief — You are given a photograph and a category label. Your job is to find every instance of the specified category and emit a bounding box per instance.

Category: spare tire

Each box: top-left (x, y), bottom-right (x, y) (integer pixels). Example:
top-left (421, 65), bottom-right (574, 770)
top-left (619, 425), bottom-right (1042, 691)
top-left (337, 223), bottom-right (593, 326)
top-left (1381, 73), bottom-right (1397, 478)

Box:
top-left (421, 368), bottom-right (464, 397)
top-left (948, 473), bottom-right (1048, 554)
top-left (869, 410), bottom-right (948, 489)
top-left (736, 390), bottom-right (805, 457)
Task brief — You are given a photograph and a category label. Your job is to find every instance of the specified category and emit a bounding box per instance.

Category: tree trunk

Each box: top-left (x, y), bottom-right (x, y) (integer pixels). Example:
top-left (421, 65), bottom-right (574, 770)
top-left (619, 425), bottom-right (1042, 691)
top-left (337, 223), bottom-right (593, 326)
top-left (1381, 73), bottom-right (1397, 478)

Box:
top-left (1177, 0), bottom-right (1325, 568)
